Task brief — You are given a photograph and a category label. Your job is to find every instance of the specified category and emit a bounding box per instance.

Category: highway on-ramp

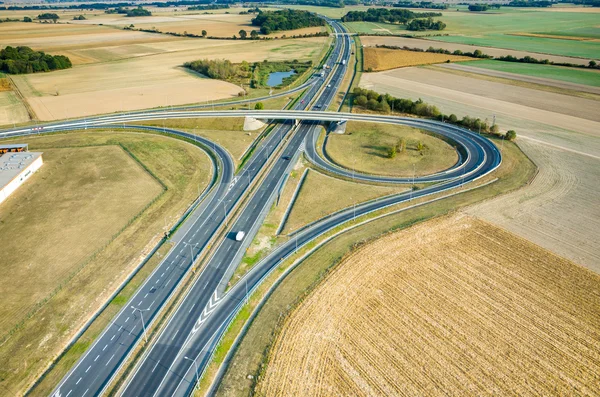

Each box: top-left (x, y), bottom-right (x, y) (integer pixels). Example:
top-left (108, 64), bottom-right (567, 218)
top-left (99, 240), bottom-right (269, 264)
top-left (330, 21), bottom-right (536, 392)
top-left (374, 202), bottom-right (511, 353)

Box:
top-left (0, 19), bottom-right (503, 397)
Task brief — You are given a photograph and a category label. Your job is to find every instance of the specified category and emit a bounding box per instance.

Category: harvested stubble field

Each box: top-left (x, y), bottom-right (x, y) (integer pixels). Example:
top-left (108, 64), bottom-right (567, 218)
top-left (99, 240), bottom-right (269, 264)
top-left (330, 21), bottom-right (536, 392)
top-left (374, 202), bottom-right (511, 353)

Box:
top-left (326, 121), bottom-right (458, 177)
top-left (256, 214), bottom-right (600, 397)
top-left (360, 66), bottom-right (600, 136)
top-left (0, 20), bottom-right (327, 122)
top-left (363, 47), bottom-right (473, 71)
top-left (0, 130), bottom-right (211, 395)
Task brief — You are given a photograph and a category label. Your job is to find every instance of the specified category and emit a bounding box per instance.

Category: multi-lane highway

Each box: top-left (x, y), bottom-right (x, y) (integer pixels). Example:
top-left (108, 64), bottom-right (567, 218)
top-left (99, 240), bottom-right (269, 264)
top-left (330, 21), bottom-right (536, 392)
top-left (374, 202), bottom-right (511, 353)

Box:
top-left (0, 18), bottom-right (503, 397)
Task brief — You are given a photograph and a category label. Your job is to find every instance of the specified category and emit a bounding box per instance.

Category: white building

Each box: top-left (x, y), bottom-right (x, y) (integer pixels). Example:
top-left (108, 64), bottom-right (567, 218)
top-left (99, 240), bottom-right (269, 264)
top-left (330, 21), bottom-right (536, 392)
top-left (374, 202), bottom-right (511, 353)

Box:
top-left (0, 145), bottom-right (43, 205)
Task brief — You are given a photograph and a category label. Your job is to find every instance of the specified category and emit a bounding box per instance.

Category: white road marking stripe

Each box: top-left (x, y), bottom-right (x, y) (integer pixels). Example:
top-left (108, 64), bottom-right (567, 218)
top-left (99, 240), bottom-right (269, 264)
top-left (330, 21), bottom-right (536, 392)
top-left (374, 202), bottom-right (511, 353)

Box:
top-left (103, 344), bottom-right (108, 351)
top-left (66, 390), bottom-right (72, 397)
top-left (144, 293), bottom-right (148, 298)
top-left (188, 303), bottom-right (195, 313)
top-left (118, 326), bottom-right (123, 332)
top-left (85, 366), bottom-right (91, 373)
top-left (125, 317), bottom-right (130, 323)
top-left (76, 378), bottom-right (82, 385)
top-left (171, 330), bottom-right (179, 340)
top-left (106, 354), bottom-right (115, 366)
top-left (111, 334), bottom-right (116, 341)
top-left (152, 360), bottom-right (160, 373)
top-left (94, 355), bottom-right (100, 362)
top-left (150, 299), bottom-right (156, 308)
top-left (82, 389), bottom-right (89, 397)
top-left (167, 278), bottom-right (171, 284)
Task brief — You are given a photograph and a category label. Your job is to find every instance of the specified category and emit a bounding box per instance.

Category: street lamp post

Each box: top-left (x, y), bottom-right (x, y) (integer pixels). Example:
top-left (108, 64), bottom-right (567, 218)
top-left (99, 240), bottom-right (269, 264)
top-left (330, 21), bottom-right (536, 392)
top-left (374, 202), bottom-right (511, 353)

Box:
top-left (130, 306), bottom-right (149, 343)
top-left (183, 356), bottom-right (200, 390)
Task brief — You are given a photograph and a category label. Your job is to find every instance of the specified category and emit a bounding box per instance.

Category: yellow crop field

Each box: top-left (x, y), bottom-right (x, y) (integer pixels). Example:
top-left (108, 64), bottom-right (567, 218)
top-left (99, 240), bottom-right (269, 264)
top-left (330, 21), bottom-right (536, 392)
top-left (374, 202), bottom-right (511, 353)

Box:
top-left (257, 214), bottom-right (600, 396)
top-left (364, 47), bottom-right (474, 71)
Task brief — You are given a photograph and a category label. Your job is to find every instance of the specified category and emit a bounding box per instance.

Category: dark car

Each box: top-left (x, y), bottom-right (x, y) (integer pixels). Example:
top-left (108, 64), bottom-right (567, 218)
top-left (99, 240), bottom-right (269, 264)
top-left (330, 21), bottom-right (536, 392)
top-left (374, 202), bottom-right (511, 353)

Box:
top-left (282, 156), bottom-right (291, 160)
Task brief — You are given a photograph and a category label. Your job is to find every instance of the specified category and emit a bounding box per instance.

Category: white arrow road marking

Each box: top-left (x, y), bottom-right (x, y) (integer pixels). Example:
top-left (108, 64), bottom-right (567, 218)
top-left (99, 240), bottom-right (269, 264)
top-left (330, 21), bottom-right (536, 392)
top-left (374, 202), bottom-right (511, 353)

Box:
top-left (191, 290), bottom-right (223, 333)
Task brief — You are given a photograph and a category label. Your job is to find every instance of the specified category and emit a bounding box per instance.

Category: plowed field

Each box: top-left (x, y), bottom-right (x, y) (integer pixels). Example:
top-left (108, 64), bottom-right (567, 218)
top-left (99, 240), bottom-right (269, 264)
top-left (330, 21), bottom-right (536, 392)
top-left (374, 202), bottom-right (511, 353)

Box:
top-left (256, 214), bottom-right (600, 396)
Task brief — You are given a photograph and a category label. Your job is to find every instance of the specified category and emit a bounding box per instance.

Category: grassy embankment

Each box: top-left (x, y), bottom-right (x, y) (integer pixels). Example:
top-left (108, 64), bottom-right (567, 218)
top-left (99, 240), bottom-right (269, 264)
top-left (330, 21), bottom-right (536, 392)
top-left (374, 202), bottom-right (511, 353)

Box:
top-left (205, 134), bottom-right (536, 397)
top-left (326, 121), bottom-right (459, 178)
top-left (0, 130), bottom-right (212, 396)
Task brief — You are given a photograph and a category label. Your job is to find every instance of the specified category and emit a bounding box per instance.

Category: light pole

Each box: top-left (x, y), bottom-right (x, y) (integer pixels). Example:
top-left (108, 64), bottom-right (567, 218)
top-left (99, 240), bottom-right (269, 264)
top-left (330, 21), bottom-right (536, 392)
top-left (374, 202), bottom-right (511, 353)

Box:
top-left (131, 306), bottom-right (149, 343)
top-left (183, 356), bottom-right (200, 390)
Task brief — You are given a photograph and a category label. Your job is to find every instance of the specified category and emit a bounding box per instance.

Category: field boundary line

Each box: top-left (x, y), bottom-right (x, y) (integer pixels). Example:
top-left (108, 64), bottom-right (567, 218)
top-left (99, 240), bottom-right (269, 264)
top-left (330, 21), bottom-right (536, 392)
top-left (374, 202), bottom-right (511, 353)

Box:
top-left (6, 75), bottom-right (37, 121)
top-left (276, 168), bottom-right (310, 235)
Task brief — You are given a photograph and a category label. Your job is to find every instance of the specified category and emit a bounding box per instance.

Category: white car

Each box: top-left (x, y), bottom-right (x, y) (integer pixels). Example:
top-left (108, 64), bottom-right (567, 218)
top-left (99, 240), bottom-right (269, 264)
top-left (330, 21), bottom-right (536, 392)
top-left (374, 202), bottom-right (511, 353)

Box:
top-left (235, 231), bottom-right (245, 241)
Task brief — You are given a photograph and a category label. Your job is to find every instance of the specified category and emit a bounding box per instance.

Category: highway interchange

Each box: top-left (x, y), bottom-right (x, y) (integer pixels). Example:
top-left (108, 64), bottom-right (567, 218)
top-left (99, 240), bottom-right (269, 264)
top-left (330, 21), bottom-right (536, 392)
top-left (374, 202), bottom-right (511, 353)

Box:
top-left (0, 19), bottom-right (501, 397)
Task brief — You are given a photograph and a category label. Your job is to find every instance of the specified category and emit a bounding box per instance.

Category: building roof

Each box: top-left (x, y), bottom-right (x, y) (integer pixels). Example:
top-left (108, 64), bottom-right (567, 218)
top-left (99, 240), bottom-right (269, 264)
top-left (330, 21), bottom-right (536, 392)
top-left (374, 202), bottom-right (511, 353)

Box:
top-left (0, 143), bottom-right (28, 150)
top-left (0, 151), bottom-right (43, 189)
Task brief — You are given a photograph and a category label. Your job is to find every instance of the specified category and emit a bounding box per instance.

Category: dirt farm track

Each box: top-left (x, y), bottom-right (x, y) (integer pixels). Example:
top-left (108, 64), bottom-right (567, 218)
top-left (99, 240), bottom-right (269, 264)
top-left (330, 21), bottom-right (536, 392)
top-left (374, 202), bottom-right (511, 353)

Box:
top-left (256, 214), bottom-right (600, 397)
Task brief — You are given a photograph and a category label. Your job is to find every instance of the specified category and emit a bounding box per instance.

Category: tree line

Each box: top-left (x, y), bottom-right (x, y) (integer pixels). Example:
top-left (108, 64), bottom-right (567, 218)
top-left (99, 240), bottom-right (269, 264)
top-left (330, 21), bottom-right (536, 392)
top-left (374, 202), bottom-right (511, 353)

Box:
top-left (394, 2), bottom-right (448, 10)
top-left (342, 8), bottom-right (445, 31)
top-left (341, 8), bottom-right (442, 23)
top-left (1, 0), bottom-right (235, 11)
top-left (0, 46), bottom-right (72, 74)
top-left (251, 9), bottom-right (325, 35)
top-left (351, 87), bottom-right (516, 140)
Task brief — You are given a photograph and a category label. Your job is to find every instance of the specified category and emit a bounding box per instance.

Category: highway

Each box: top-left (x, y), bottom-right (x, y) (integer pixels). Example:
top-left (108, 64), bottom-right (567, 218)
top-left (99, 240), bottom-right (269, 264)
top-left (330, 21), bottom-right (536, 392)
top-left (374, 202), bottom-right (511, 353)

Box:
top-left (0, 18), bottom-right (503, 397)
top-left (41, 19), bottom-right (350, 397)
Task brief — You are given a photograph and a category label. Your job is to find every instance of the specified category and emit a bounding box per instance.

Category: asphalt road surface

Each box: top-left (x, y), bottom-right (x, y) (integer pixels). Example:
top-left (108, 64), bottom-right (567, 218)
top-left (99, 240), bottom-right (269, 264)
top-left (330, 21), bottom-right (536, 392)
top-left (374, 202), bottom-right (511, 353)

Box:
top-left (0, 19), bottom-right (502, 397)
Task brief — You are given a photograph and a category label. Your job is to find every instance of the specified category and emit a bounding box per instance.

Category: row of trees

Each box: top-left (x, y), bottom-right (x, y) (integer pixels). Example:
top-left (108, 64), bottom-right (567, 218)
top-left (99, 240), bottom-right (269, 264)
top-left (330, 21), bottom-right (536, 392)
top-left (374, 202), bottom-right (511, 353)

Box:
top-left (251, 9), bottom-right (325, 35)
top-left (341, 8), bottom-right (442, 23)
top-left (0, 46), bottom-right (72, 74)
top-left (394, 2), bottom-right (448, 9)
top-left (37, 13), bottom-right (59, 22)
top-left (407, 17), bottom-right (446, 31)
top-left (104, 6), bottom-right (151, 16)
top-left (2, 0), bottom-right (236, 11)
top-left (351, 87), bottom-right (516, 140)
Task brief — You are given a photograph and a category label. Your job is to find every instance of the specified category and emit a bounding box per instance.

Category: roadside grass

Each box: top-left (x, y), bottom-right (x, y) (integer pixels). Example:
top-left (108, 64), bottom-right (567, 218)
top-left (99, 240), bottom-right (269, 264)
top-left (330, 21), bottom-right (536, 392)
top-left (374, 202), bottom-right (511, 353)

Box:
top-left (340, 35), bottom-right (363, 113)
top-left (345, 21), bottom-right (407, 35)
top-left (326, 121), bottom-right (459, 178)
top-left (0, 130), bottom-right (212, 396)
top-left (211, 136), bottom-right (536, 397)
top-left (28, 242), bottom-right (174, 396)
top-left (459, 59), bottom-right (600, 87)
top-left (231, 159), bottom-right (309, 288)
top-left (281, 168), bottom-right (407, 234)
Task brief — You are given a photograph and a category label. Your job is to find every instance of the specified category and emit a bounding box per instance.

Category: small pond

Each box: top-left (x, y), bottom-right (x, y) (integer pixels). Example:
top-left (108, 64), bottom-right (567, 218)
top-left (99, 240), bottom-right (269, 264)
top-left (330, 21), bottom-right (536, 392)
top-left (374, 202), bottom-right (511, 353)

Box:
top-left (266, 70), bottom-right (296, 87)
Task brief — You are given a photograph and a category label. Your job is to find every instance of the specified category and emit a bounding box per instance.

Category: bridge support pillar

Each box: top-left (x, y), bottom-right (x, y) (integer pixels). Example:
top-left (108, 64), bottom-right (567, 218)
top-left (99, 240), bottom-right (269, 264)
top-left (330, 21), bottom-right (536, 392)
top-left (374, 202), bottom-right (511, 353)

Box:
top-left (243, 116), bottom-right (266, 131)
top-left (331, 120), bottom-right (347, 134)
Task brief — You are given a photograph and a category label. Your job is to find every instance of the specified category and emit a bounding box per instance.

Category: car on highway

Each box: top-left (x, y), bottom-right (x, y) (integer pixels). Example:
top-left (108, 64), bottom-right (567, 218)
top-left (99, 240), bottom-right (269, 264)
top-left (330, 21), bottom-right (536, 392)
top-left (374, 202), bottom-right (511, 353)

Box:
top-left (235, 231), bottom-right (245, 241)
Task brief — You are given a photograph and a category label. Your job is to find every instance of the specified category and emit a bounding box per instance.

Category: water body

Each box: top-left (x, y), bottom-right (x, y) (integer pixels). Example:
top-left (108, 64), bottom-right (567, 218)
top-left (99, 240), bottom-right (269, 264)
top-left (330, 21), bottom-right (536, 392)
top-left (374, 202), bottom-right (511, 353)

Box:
top-left (267, 70), bottom-right (296, 87)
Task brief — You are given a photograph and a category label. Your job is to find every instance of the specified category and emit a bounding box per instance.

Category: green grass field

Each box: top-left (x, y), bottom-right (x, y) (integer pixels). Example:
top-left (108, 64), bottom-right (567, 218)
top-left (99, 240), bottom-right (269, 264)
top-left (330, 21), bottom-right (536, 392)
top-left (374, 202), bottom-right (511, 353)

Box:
top-left (432, 34), bottom-right (600, 59)
top-left (343, 7), bottom-right (600, 59)
top-left (461, 60), bottom-right (600, 87)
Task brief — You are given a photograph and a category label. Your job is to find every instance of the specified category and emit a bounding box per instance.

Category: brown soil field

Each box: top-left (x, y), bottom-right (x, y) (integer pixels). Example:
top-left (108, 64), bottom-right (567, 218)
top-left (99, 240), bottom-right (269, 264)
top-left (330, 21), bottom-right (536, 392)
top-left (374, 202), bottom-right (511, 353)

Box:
top-left (256, 214), bottom-right (600, 396)
top-left (360, 67), bottom-right (600, 136)
top-left (360, 36), bottom-right (593, 65)
top-left (0, 130), bottom-right (212, 395)
top-left (326, 121), bottom-right (458, 177)
top-left (363, 47), bottom-right (473, 71)
top-left (8, 37), bottom-right (326, 120)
